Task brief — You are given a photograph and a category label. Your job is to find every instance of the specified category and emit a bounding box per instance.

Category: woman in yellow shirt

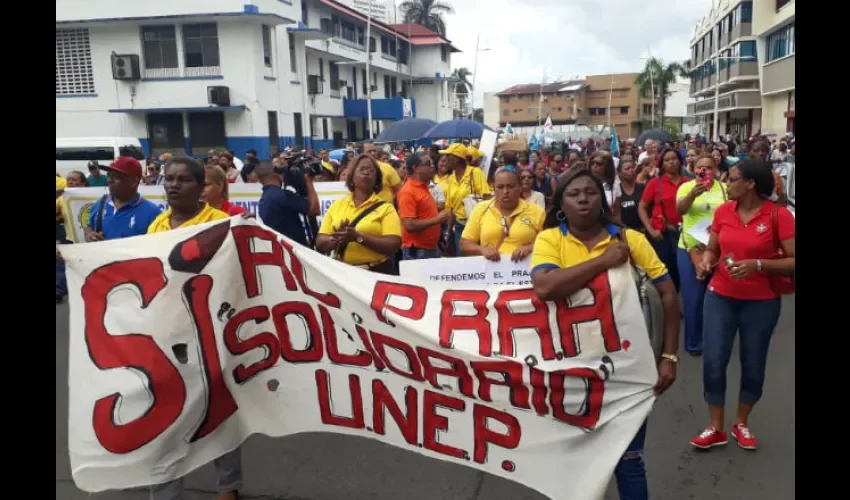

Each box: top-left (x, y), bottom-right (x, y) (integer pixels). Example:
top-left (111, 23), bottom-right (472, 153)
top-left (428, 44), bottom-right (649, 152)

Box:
top-left (316, 155), bottom-right (402, 275)
top-left (145, 156), bottom-right (240, 500)
top-left (460, 166), bottom-right (544, 262)
top-left (147, 157), bottom-right (230, 233)
top-left (530, 168), bottom-right (680, 500)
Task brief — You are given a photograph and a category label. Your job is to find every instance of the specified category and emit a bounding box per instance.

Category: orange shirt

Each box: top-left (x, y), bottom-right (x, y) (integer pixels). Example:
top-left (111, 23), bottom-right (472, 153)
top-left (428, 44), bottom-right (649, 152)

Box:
top-left (397, 177), bottom-right (441, 250)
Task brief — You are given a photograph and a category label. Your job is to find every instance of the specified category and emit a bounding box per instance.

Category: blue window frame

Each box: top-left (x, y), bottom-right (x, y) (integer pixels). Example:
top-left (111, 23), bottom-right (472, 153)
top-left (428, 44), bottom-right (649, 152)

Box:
top-left (767, 23), bottom-right (795, 62)
top-left (740, 2), bottom-right (753, 23)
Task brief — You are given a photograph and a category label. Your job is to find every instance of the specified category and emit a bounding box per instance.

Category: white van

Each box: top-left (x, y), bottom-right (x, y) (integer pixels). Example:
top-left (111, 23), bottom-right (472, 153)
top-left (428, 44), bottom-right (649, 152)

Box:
top-left (56, 137), bottom-right (146, 177)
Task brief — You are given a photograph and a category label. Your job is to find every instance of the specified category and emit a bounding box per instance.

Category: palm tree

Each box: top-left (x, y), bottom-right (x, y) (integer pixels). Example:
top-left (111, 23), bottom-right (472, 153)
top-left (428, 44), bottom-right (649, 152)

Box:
top-left (635, 58), bottom-right (689, 126)
top-left (400, 0), bottom-right (454, 36)
top-left (451, 67), bottom-right (472, 118)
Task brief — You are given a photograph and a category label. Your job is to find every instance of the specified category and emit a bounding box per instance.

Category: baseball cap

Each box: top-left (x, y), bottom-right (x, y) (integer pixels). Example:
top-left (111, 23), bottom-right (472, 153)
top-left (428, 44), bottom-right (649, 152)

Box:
top-left (439, 143), bottom-right (468, 160)
top-left (466, 146), bottom-right (483, 161)
top-left (102, 156), bottom-right (143, 178)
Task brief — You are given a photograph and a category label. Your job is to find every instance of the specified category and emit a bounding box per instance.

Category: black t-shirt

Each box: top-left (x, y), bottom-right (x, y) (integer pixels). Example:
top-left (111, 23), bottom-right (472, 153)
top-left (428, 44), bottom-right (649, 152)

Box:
top-left (618, 182), bottom-right (646, 231)
top-left (258, 185), bottom-right (311, 246)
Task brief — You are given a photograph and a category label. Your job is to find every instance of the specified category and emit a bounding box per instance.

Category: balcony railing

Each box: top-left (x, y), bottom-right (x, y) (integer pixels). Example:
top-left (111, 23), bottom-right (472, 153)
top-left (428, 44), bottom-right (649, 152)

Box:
top-left (143, 66), bottom-right (222, 79)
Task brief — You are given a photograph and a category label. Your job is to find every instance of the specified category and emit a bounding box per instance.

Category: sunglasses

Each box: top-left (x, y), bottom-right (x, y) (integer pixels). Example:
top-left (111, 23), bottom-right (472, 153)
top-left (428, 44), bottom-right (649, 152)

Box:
top-left (500, 216), bottom-right (510, 236)
top-left (591, 160), bottom-right (604, 166)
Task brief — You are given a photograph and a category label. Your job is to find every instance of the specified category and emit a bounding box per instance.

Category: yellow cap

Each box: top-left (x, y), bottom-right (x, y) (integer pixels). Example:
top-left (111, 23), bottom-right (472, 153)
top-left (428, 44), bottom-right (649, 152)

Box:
top-left (466, 146), bottom-right (482, 161)
top-left (439, 143), bottom-right (468, 160)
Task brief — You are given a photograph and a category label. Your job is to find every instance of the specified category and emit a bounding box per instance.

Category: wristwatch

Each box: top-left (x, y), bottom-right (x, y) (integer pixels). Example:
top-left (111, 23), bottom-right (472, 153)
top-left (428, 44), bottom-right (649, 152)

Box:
top-left (356, 232), bottom-right (364, 244)
top-left (661, 353), bottom-right (679, 364)
top-left (755, 259), bottom-right (763, 271)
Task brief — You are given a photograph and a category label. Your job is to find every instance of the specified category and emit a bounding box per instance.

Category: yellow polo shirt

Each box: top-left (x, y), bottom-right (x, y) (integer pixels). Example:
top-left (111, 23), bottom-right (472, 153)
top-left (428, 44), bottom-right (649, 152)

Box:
top-left (530, 223), bottom-right (670, 284)
top-left (56, 176), bottom-right (67, 223)
top-left (445, 166), bottom-right (491, 221)
top-left (461, 199), bottom-right (545, 255)
top-left (319, 192), bottom-right (402, 266)
top-left (377, 160), bottom-right (402, 203)
top-left (147, 203), bottom-right (229, 233)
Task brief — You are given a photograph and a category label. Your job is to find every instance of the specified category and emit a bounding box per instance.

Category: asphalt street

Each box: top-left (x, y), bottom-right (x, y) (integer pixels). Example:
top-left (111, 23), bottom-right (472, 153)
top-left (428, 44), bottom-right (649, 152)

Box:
top-left (56, 296), bottom-right (795, 500)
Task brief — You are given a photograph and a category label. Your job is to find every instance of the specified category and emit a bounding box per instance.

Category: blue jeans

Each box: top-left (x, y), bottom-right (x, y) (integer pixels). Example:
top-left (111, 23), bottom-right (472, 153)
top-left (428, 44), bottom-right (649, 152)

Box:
top-left (150, 447), bottom-right (242, 500)
top-left (677, 248), bottom-right (707, 353)
top-left (702, 291), bottom-right (781, 407)
top-left (453, 221), bottom-right (466, 256)
top-left (56, 223), bottom-right (68, 297)
top-left (649, 230), bottom-right (680, 291)
top-left (614, 420), bottom-right (648, 500)
top-left (402, 247), bottom-right (438, 260)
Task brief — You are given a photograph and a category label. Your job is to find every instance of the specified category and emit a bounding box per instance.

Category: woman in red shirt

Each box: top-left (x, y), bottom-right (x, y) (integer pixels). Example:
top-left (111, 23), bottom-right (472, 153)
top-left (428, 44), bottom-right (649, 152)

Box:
top-left (203, 164), bottom-right (248, 216)
top-left (690, 159), bottom-right (795, 451)
top-left (638, 148), bottom-right (687, 290)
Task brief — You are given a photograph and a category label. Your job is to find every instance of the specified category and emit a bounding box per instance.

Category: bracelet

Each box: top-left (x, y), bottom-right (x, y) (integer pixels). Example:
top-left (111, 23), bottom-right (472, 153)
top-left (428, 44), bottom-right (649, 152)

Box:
top-left (756, 259), bottom-right (762, 271)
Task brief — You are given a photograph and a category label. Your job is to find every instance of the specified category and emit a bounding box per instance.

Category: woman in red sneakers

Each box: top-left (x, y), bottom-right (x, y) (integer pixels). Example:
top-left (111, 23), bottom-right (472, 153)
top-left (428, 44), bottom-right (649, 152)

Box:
top-left (690, 159), bottom-right (795, 451)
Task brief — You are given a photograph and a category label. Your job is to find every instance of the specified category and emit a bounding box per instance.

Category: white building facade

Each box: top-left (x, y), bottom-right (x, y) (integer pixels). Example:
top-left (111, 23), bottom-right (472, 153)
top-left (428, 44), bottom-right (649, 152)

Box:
top-left (686, 0), bottom-right (761, 140)
top-left (56, 0), bottom-right (458, 159)
top-left (753, 0), bottom-right (794, 136)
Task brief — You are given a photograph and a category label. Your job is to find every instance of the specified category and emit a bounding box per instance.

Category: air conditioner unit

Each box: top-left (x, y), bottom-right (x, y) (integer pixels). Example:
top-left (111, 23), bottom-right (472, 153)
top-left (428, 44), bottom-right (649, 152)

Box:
top-left (308, 75), bottom-right (324, 95)
top-left (338, 80), bottom-right (348, 86)
top-left (370, 84), bottom-right (378, 91)
top-left (319, 18), bottom-right (332, 34)
top-left (207, 86), bottom-right (231, 106)
top-left (111, 54), bottom-right (140, 80)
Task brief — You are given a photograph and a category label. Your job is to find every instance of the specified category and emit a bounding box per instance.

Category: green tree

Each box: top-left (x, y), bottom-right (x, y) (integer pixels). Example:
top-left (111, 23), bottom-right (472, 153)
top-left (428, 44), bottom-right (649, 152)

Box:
top-left (635, 58), bottom-right (689, 126)
top-left (472, 108), bottom-right (484, 122)
top-left (399, 0), bottom-right (454, 36)
top-left (451, 67), bottom-right (472, 118)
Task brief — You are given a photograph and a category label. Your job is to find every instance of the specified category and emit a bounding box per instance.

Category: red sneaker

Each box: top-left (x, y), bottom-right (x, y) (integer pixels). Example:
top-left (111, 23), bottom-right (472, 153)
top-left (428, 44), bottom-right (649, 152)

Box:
top-left (731, 423), bottom-right (757, 450)
top-left (690, 426), bottom-right (728, 449)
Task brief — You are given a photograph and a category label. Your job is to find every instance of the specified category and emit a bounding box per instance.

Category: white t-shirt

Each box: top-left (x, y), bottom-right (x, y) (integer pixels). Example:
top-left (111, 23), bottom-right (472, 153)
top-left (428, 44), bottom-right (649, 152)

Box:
top-left (524, 190), bottom-right (545, 208)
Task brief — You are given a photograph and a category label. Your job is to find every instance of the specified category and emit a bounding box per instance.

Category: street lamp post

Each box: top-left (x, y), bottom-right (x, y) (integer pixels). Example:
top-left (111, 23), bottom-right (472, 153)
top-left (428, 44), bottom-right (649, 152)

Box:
top-left (711, 52), bottom-right (755, 141)
top-left (639, 55), bottom-right (656, 128)
top-left (469, 34), bottom-right (490, 121)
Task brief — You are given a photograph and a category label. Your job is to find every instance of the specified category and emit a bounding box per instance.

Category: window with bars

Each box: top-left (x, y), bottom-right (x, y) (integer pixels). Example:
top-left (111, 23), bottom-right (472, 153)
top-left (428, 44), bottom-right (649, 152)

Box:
top-left (141, 26), bottom-right (178, 69)
top-left (56, 28), bottom-right (95, 96)
top-left (182, 23), bottom-right (220, 68)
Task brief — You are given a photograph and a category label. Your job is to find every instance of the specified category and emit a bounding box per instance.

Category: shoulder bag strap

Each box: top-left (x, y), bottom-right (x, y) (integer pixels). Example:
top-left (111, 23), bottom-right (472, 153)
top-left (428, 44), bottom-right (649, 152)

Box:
top-left (94, 195), bottom-right (108, 234)
top-left (336, 201), bottom-right (385, 261)
top-left (770, 205), bottom-right (783, 257)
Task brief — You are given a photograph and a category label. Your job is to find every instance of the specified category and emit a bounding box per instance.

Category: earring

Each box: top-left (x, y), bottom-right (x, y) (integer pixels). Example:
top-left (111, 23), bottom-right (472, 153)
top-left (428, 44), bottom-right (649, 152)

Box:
top-left (556, 210), bottom-right (566, 221)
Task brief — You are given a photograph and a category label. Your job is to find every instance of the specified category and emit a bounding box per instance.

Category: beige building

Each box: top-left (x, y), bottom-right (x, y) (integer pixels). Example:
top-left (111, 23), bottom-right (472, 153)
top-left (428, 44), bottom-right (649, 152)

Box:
top-left (686, 0), bottom-right (761, 140)
top-left (754, 0), bottom-right (794, 135)
top-left (496, 73), bottom-right (659, 139)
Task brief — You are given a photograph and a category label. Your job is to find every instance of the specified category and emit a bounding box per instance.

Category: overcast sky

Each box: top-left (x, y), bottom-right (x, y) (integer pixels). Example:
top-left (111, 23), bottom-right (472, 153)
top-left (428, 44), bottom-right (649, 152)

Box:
top-left (443, 0), bottom-right (713, 104)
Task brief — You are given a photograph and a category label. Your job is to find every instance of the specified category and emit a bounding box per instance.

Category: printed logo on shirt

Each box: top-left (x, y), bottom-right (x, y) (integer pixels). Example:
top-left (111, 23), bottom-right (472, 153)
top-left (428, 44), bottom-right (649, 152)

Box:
top-left (621, 199), bottom-right (637, 209)
top-left (756, 223), bottom-right (767, 233)
top-left (519, 216), bottom-right (533, 226)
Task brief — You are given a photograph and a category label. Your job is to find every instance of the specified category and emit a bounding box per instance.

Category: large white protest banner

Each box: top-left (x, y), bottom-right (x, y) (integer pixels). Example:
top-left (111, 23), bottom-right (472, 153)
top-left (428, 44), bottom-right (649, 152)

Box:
top-left (61, 183), bottom-right (348, 243)
top-left (400, 255), bottom-right (532, 287)
top-left (61, 218), bottom-right (657, 500)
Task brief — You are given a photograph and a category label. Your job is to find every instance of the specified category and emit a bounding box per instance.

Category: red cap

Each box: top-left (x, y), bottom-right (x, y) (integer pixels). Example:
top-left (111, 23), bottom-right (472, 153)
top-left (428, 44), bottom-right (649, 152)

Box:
top-left (103, 156), bottom-right (143, 178)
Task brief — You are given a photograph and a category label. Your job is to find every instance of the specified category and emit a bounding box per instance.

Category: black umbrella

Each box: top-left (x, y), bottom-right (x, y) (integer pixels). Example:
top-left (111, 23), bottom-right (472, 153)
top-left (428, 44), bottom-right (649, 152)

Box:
top-left (636, 129), bottom-right (673, 146)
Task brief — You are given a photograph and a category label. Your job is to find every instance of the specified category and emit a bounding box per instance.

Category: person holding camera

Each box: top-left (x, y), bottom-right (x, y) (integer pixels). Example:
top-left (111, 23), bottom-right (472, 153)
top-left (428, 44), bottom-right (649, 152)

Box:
top-left (316, 155), bottom-right (401, 275)
top-left (255, 162), bottom-right (320, 247)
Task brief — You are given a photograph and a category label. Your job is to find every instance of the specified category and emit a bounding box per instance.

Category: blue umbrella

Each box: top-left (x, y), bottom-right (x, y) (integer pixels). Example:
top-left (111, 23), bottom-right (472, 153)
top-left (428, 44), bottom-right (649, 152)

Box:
top-left (375, 118), bottom-right (438, 143)
top-left (422, 119), bottom-right (494, 140)
top-left (329, 148), bottom-right (349, 161)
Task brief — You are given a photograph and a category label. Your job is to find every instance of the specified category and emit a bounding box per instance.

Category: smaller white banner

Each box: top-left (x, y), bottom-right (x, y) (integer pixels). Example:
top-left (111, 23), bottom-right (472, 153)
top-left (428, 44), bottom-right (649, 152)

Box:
top-left (400, 256), bottom-right (532, 287)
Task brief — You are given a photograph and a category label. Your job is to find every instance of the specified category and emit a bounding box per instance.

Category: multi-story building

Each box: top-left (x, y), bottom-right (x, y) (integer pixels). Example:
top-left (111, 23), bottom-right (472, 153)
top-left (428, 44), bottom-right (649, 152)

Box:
top-left (753, 0), bottom-right (794, 135)
top-left (495, 73), bottom-right (659, 139)
top-left (686, 0), bottom-right (762, 139)
top-left (55, 0), bottom-right (458, 159)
